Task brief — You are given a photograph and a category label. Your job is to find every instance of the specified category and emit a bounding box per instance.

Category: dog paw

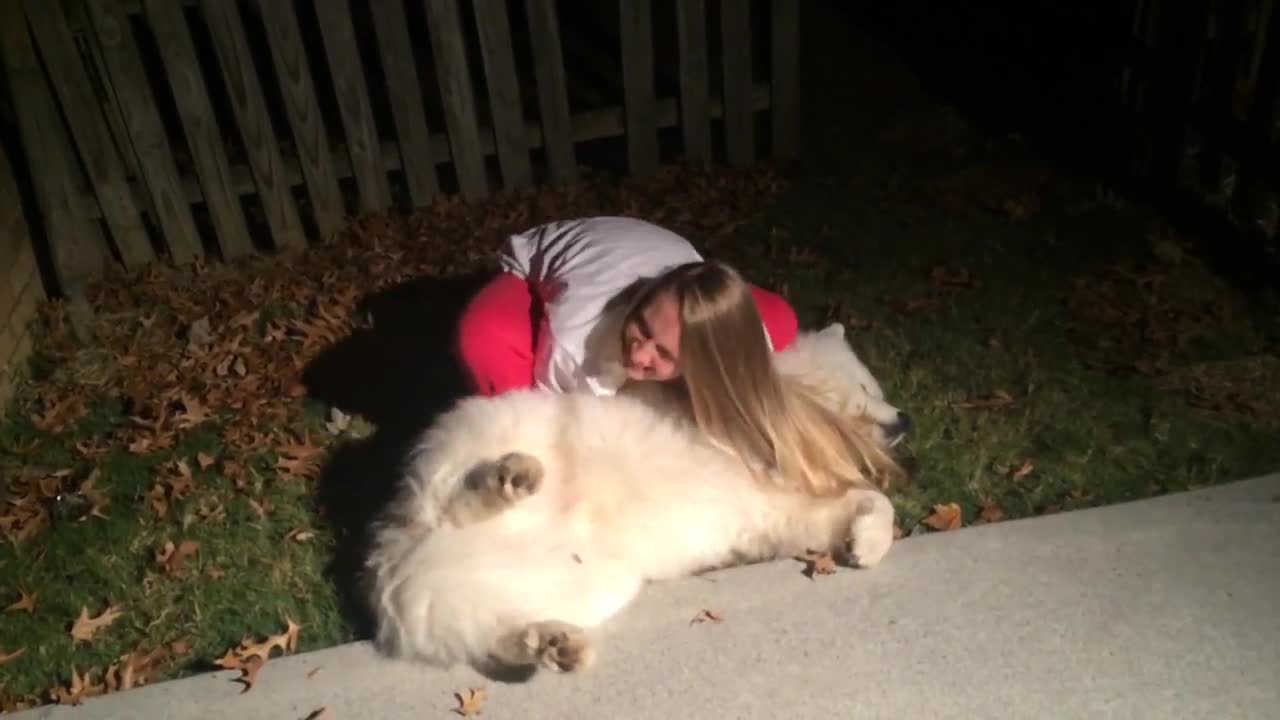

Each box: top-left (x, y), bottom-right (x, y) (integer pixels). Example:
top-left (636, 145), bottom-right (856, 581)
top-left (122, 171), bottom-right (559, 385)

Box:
top-left (484, 452), bottom-right (544, 503)
top-left (525, 621), bottom-right (594, 673)
top-left (848, 493), bottom-right (895, 568)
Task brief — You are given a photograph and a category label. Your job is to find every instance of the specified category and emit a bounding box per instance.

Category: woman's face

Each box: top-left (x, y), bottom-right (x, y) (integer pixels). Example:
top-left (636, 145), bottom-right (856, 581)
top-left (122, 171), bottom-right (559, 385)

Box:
top-left (622, 290), bottom-right (682, 381)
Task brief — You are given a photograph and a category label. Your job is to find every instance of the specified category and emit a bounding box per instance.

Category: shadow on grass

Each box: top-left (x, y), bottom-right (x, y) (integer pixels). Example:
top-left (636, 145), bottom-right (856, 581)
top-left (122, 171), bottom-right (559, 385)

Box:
top-left (302, 269), bottom-right (494, 636)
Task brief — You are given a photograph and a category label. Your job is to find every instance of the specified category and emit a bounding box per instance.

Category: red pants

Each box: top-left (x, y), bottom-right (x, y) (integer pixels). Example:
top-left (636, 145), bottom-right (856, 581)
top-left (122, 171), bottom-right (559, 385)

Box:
top-left (457, 271), bottom-right (799, 396)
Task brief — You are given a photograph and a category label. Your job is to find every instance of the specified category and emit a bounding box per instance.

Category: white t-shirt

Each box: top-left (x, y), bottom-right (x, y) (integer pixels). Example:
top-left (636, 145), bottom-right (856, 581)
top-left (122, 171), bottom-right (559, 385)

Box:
top-left (499, 216), bottom-right (703, 395)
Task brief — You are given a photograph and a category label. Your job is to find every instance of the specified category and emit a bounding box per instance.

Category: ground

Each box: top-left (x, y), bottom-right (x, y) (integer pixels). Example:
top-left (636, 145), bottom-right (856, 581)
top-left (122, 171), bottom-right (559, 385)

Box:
top-left (3, 11), bottom-right (1280, 714)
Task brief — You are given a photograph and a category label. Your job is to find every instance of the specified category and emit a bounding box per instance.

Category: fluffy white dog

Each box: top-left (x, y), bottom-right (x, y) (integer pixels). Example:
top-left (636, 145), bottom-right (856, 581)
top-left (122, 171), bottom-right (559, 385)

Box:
top-left (363, 323), bottom-right (906, 676)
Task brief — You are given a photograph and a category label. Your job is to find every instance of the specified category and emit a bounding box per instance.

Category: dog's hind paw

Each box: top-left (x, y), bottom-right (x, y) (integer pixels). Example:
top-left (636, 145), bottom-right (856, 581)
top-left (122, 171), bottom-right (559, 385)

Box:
top-left (848, 493), bottom-right (895, 568)
top-left (488, 452), bottom-right (544, 502)
top-left (526, 620), bottom-right (594, 673)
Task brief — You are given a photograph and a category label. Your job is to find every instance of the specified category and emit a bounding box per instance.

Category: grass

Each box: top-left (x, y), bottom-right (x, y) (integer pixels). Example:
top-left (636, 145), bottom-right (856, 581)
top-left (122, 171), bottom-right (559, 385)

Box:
top-left (4, 58), bottom-right (1280, 719)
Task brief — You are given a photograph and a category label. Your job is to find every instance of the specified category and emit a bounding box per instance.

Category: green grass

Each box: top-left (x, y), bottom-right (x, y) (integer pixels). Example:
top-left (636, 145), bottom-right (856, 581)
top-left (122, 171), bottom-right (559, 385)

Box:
top-left (3, 98), bottom-right (1279, 712)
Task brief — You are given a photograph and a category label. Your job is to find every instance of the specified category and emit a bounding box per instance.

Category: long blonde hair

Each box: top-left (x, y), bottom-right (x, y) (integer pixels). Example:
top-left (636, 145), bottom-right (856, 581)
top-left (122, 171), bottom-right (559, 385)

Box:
top-left (621, 261), bottom-right (901, 496)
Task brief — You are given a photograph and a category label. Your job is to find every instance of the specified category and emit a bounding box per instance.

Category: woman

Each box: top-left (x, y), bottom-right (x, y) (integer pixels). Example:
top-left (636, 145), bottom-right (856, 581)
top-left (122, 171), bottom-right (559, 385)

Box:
top-left (456, 216), bottom-right (898, 492)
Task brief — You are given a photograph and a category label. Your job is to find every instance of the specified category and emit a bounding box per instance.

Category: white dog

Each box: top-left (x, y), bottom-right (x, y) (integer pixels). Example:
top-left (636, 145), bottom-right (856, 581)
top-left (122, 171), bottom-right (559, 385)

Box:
top-left (363, 323), bottom-right (906, 675)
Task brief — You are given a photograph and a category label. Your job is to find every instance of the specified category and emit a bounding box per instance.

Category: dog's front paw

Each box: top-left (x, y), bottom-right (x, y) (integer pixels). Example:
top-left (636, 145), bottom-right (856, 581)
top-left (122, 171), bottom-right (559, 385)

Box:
top-left (524, 620), bottom-right (594, 673)
top-left (848, 493), bottom-right (895, 568)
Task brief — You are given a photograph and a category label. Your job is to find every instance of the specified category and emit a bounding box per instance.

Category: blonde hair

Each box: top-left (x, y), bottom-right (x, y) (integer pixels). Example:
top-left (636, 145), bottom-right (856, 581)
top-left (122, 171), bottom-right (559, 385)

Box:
top-left (621, 261), bottom-right (901, 496)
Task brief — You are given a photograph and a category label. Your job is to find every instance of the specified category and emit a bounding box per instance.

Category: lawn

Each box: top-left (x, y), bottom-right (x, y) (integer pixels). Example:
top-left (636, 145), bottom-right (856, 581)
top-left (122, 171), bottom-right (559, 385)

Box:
top-left (3, 90), bottom-right (1280, 715)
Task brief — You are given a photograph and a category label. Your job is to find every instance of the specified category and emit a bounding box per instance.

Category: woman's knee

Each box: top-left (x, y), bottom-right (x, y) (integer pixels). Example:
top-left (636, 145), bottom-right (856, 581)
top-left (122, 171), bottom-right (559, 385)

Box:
top-left (456, 272), bottom-right (536, 394)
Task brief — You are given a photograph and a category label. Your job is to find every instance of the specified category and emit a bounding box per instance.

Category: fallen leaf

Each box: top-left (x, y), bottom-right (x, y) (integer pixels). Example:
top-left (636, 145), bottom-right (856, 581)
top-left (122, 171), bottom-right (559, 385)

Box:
top-left (796, 550), bottom-right (838, 579)
top-left (214, 617), bottom-right (303, 692)
top-left (1011, 459), bottom-right (1035, 482)
top-left (453, 687), bottom-right (487, 717)
top-left (196, 452), bottom-right (216, 470)
top-left (70, 604), bottom-right (124, 645)
top-left (307, 665), bottom-right (323, 679)
top-left (978, 502), bottom-right (1005, 524)
top-left (6, 589), bottom-right (36, 614)
top-left (49, 666), bottom-right (103, 706)
top-left (233, 654), bottom-right (266, 693)
top-left (689, 608), bottom-right (724, 625)
top-left (302, 708), bottom-right (331, 720)
top-left (170, 639), bottom-right (191, 657)
top-left (922, 502), bottom-right (964, 531)
top-left (0, 648), bottom-right (25, 665)
top-left (155, 540), bottom-right (200, 576)
top-left (286, 528), bottom-right (316, 543)
top-left (953, 389), bottom-right (1016, 409)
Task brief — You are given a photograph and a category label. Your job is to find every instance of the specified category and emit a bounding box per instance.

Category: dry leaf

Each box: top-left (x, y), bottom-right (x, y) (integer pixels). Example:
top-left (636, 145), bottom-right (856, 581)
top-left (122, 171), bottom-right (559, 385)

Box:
top-left (796, 550), bottom-right (838, 579)
top-left (196, 452), bottom-right (216, 470)
top-left (978, 502), bottom-right (1005, 524)
top-left (953, 389), bottom-right (1016, 409)
top-left (70, 604), bottom-right (124, 644)
top-left (286, 528), bottom-right (316, 543)
top-left (453, 688), bottom-right (487, 717)
top-left (302, 708), bottom-right (331, 720)
top-left (689, 608), bottom-right (724, 625)
top-left (233, 654), bottom-right (266, 693)
top-left (6, 589), bottom-right (36, 614)
top-left (50, 666), bottom-right (103, 706)
top-left (155, 540), bottom-right (200, 576)
top-left (214, 617), bottom-right (303, 692)
top-left (170, 639), bottom-right (191, 657)
top-left (922, 503), bottom-right (964, 531)
top-left (1011, 459), bottom-right (1035, 482)
top-left (0, 647), bottom-right (25, 665)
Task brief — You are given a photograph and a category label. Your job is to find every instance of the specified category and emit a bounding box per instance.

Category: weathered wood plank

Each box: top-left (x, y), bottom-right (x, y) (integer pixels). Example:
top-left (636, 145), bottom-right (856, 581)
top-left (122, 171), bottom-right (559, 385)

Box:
top-left (424, 0), bottom-right (489, 200)
top-left (199, 0), bottom-right (307, 250)
top-left (368, 0), bottom-right (438, 206)
top-left (720, 0), bottom-right (754, 167)
top-left (619, 0), bottom-right (658, 175)
top-left (142, 0), bottom-right (253, 259)
top-left (473, 0), bottom-right (533, 189)
top-left (68, 85), bottom-right (775, 221)
top-left (0, 3), bottom-right (104, 290)
top-left (770, 0), bottom-right (799, 160)
top-left (86, 0), bottom-right (204, 264)
top-left (676, 0), bottom-right (710, 164)
top-left (313, 0), bottom-right (392, 212)
top-left (524, 0), bottom-right (577, 184)
top-left (254, 0), bottom-right (345, 238)
top-left (23, 0), bottom-right (153, 269)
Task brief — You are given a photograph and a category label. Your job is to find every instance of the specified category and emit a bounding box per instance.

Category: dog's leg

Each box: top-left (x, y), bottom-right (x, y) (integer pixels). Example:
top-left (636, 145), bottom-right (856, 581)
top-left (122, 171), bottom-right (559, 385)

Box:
top-left (753, 488), bottom-right (895, 568)
top-left (845, 488), bottom-right (895, 568)
top-left (490, 620), bottom-right (595, 673)
top-left (443, 452), bottom-right (544, 527)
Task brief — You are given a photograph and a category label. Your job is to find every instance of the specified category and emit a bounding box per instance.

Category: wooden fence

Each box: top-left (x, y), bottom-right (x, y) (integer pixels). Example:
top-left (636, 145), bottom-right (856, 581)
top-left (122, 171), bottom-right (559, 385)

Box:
top-left (0, 0), bottom-right (800, 304)
top-left (1118, 0), bottom-right (1280, 257)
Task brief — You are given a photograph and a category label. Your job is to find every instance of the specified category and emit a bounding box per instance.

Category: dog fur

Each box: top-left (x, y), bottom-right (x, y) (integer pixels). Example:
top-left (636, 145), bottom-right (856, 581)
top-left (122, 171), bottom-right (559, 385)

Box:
top-left (363, 323), bottom-right (902, 676)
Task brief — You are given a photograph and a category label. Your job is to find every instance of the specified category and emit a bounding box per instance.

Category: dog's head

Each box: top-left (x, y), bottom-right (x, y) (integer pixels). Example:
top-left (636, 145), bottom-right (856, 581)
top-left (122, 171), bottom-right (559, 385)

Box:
top-left (774, 323), bottom-right (912, 448)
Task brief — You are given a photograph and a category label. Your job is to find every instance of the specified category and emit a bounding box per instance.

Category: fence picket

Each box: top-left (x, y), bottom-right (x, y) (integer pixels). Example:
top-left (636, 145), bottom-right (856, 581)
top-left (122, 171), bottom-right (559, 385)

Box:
top-left (256, 0), bottom-right (346, 239)
top-left (676, 0), bottom-right (710, 165)
top-left (143, 0), bottom-right (254, 259)
top-left (620, 0), bottom-right (658, 176)
top-left (86, 0), bottom-right (204, 264)
top-left (200, 0), bottom-right (307, 250)
top-left (369, 0), bottom-right (439, 206)
top-left (314, 0), bottom-right (393, 211)
top-left (424, 0), bottom-right (489, 200)
top-left (23, 0), bottom-right (153, 269)
top-left (525, 0), bottom-right (577, 184)
top-left (474, 0), bottom-right (534, 189)
top-left (720, 0), bottom-right (754, 168)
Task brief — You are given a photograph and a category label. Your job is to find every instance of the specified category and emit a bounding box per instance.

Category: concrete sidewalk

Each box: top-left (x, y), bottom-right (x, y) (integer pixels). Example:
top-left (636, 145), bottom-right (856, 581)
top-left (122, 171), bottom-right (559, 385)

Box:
top-left (12, 473), bottom-right (1280, 720)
